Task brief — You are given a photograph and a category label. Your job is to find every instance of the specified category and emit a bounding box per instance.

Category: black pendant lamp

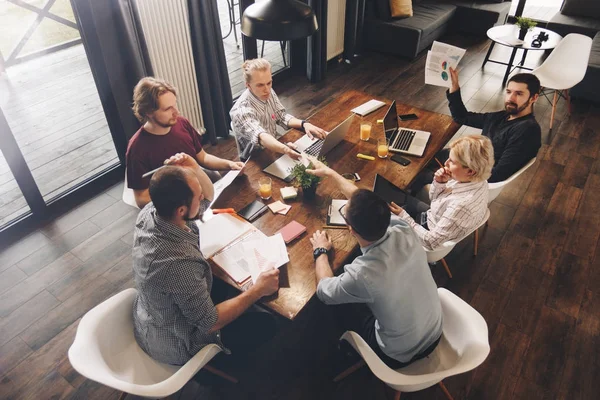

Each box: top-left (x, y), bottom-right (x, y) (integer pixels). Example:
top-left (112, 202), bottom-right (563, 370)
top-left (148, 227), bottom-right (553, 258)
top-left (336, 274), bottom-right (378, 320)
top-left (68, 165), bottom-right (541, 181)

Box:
top-left (241, 0), bottom-right (318, 41)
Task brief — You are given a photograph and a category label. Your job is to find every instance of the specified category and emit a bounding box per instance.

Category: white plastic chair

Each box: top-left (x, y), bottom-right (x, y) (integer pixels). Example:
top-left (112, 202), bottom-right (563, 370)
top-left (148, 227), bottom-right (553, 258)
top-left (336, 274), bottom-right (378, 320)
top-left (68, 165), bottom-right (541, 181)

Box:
top-left (334, 288), bottom-right (490, 400)
top-left (68, 288), bottom-right (236, 399)
top-left (426, 208), bottom-right (490, 278)
top-left (488, 157), bottom-right (536, 203)
top-left (122, 171), bottom-right (139, 209)
top-left (532, 33), bottom-right (593, 130)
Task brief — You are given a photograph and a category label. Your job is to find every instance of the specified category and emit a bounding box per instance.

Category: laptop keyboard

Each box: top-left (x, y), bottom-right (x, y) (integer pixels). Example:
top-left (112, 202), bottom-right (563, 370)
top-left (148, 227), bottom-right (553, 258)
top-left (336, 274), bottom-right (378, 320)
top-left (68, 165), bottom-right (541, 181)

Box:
top-left (303, 140), bottom-right (324, 157)
top-left (390, 129), bottom-right (416, 151)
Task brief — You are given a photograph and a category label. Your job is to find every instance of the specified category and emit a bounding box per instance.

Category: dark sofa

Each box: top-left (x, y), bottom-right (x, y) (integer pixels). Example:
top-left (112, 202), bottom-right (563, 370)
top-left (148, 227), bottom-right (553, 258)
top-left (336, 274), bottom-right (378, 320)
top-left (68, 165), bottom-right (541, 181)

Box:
top-left (363, 0), bottom-right (511, 59)
top-left (546, 0), bottom-right (600, 103)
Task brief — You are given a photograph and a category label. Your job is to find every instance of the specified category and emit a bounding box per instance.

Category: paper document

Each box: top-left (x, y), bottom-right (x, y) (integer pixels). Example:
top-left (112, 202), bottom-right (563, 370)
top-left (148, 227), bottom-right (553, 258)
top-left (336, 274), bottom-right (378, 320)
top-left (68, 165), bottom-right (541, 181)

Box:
top-left (211, 230), bottom-right (264, 283)
top-left (328, 199), bottom-right (349, 226)
top-left (197, 213), bottom-right (253, 258)
top-left (241, 233), bottom-right (289, 283)
top-left (425, 41), bottom-right (466, 88)
top-left (209, 158), bottom-right (249, 207)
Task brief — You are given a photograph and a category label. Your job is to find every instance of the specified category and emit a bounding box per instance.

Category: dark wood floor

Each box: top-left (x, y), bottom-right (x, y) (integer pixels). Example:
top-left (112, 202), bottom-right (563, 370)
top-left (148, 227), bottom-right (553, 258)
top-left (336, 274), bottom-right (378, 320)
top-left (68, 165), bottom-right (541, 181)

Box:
top-left (1, 32), bottom-right (599, 400)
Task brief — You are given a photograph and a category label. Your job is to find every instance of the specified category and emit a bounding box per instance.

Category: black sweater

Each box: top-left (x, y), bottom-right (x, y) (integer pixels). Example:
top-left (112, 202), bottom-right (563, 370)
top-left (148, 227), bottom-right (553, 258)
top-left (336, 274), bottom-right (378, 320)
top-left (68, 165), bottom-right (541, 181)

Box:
top-left (447, 89), bottom-right (541, 183)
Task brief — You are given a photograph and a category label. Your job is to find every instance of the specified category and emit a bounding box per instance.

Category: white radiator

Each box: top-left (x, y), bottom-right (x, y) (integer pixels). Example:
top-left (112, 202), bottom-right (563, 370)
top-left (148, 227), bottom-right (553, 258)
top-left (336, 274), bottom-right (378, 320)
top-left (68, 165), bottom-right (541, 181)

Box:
top-left (135, 0), bottom-right (204, 132)
top-left (327, 0), bottom-right (347, 61)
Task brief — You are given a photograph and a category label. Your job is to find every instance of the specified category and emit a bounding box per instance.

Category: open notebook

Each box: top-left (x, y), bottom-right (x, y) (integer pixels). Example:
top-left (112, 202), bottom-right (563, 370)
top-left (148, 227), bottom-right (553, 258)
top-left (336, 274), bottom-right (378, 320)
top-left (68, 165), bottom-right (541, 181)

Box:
top-left (197, 214), bottom-right (288, 284)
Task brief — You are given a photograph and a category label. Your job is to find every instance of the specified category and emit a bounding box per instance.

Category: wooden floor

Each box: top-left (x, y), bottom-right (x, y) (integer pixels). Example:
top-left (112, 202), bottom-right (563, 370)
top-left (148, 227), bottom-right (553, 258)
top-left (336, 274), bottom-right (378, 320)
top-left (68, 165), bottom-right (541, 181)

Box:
top-left (1, 32), bottom-right (599, 400)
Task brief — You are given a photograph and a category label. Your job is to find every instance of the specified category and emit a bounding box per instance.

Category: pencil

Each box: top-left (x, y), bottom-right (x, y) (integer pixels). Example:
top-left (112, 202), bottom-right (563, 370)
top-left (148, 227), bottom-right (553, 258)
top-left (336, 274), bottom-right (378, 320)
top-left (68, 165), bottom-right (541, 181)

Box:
top-left (434, 157), bottom-right (444, 169)
top-left (323, 225), bottom-right (347, 230)
top-left (142, 165), bottom-right (167, 178)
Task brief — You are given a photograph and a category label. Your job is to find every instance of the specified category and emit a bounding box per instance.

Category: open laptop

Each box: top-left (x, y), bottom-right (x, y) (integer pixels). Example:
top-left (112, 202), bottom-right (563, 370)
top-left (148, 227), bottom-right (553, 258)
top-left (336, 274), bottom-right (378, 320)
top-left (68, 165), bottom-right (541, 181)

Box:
top-left (383, 100), bottom-right (430, 157)
top-left (263, 114), bottom-right (354, 181)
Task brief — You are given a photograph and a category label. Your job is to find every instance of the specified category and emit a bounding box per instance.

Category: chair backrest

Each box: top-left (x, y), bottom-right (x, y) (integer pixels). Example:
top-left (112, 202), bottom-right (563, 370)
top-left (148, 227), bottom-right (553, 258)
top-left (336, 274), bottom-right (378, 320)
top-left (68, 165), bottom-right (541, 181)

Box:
top-left (488, 157), bottom-right (536, 203)
top-left (68, 288), bottom-right (222, 398)
top-left (122, 170), bottom-right (140, 209)
top-left (532, 33), bottom-right (593, 89)
top-left (341, 288), bottom-right (490, 393)
top-left (425, 208), bottom-right (490, 263)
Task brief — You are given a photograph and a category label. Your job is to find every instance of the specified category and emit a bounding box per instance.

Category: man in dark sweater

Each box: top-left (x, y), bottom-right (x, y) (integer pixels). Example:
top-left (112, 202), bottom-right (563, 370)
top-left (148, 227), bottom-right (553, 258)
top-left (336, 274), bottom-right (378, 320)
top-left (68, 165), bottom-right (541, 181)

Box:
top-left (444, 69), bottom-right (541, 183)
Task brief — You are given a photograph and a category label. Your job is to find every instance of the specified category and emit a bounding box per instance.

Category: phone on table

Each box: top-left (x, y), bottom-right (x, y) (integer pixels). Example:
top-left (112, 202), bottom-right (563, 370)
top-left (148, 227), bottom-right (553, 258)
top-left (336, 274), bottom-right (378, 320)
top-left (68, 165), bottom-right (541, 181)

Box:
top-left (398, 113), bottom-right (418, 121)
top-left (391, 154), bottom-right (411, 166)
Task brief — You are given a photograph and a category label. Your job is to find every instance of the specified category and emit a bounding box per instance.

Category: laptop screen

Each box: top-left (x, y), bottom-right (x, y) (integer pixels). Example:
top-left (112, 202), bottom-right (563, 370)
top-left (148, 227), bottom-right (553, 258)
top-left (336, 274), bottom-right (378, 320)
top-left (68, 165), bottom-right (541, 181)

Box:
top-left (372, 173), bottom-right (407, 206)
top-left (383, 100), bottom-right (398, 138)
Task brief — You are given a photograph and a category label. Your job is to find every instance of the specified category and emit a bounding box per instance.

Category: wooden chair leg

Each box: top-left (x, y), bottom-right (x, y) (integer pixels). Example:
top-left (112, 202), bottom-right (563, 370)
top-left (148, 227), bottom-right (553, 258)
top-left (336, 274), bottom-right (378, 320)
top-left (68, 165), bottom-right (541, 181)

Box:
top-left (564, 89), bottom-right (572, 115)
top-left (440, 258), bottom-right (453, 278)
top-left (394, 390), bottom-right (402, 400)
top-left (333, 359), bottom-right (366, 382)
top-left (438, 381), bottom-right (455, 400)
top-left (549, 90), bottom-right (558, 130)
top-left (473, 229), bottom-right (479, 257)
top-left (117, 392), bottom-right (127, 400)
top-left (204, 364), bottom-right (238, 384)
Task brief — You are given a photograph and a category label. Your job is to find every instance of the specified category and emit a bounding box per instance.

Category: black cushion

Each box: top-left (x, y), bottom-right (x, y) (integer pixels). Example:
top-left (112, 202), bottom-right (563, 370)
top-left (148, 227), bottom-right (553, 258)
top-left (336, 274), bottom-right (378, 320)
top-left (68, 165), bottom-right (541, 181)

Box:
top-left (390, 2), bottom-right (456, 35)
top-left (561, 0), bottom-right (600, 19)
top-left (547, 11), bottom-right (600, 38)
top-left (373, 0), bottom-right (392, 21)
top-left (570, 32), bottom-right (600, 103)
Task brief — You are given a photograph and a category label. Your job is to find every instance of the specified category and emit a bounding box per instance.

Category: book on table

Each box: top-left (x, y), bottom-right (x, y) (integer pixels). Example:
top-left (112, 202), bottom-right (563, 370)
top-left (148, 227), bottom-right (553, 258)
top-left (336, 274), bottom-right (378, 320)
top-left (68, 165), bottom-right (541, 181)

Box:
top-left (197, 213), bottom-right (288, 284)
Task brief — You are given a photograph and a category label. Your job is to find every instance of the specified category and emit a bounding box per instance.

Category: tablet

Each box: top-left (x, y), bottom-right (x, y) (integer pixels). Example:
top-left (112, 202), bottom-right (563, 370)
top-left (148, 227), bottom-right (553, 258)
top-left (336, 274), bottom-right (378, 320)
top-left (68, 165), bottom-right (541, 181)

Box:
top-left (372, 174), bottom-right (407, 206)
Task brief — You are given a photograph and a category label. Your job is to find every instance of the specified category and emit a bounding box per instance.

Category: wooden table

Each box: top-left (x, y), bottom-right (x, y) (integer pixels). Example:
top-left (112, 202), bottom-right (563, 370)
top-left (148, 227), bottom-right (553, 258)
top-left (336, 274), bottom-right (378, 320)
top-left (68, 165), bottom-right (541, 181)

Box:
top-left (211, 90), bottom-right (459, 320)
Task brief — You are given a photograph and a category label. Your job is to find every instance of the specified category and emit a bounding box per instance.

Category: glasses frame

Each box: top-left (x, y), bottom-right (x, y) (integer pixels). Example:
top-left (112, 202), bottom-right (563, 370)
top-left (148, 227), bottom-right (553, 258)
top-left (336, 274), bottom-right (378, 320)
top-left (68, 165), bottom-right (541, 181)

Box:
top-left (339, 203), bottom-right (363, 237)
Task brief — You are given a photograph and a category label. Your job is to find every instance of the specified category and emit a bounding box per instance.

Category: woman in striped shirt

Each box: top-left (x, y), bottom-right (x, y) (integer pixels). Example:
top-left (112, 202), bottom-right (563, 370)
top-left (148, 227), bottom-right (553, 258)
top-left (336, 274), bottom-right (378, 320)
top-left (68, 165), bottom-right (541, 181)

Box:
top-left (391, 135), bottom-right (495, 251)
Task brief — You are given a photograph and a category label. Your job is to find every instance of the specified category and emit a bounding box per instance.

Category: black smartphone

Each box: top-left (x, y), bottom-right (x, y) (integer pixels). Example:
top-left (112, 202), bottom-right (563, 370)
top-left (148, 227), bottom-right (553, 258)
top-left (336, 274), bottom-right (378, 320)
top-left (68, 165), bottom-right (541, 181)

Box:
top-left (391, 154), bottom-right (411, 166)
top-left (399, 113), bottom-right (418, 121)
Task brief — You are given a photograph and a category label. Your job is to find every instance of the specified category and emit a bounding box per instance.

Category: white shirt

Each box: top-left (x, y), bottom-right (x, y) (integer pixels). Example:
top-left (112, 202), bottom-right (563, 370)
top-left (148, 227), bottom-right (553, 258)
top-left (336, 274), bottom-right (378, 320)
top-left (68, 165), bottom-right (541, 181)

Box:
top-left (399, 179), bottom-right (488, 250)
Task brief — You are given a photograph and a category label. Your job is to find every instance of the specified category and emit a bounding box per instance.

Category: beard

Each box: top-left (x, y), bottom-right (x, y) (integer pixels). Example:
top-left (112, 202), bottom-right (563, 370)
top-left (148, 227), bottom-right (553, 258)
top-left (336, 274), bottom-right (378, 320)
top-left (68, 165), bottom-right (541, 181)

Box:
top-left (505, 100), bottom-right (530, 115)
top-left (155, 118), bottom-right (177, 128)
top-left (184, 209), bottom-right (201, 222)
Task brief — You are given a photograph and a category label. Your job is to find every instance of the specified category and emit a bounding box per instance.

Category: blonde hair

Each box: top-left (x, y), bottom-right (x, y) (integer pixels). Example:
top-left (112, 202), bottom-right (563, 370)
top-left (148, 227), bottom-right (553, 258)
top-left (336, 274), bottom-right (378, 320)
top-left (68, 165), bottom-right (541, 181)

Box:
top-left (242, 58), bottom-right (271, 83)
top-left (132, 77), bottom-right (177, 123)
top-left (449, 135), bottom-right (495, 182)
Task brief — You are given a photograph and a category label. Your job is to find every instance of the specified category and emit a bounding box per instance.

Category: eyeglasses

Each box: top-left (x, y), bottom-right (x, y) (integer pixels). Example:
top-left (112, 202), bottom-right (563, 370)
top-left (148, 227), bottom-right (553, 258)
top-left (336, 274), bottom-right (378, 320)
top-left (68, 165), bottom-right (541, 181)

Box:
top-left (339, 204), bottom-right (363, 237)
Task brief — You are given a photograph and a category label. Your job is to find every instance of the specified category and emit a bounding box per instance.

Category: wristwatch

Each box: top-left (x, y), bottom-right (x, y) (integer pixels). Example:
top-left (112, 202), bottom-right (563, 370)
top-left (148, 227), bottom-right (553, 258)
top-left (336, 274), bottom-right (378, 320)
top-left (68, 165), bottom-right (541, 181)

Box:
top-left (301, 120), bottom-right (307, 131)
top-left (313, 247), bottom-right (328, 260)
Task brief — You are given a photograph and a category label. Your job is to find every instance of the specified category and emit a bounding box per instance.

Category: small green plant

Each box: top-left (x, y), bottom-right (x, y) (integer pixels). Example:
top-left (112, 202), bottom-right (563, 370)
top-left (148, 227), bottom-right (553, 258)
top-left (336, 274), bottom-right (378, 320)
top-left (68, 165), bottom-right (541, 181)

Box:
top-left (289, 158), bottom-right (328, 189)
top-left (515, 17), bottom-right (537, 31)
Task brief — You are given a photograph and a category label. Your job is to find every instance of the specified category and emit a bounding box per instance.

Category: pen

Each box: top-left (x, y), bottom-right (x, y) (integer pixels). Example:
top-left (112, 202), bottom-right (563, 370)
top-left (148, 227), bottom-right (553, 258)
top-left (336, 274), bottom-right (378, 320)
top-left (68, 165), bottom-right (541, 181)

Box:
top-left (434, 157), bottom-right (445, 169)
top-left (212, 208), bottom-right (236, 214)
top-left (142, 165), bottom-right (167, 178)
top-left (290, 147), bottom-right (301, 155)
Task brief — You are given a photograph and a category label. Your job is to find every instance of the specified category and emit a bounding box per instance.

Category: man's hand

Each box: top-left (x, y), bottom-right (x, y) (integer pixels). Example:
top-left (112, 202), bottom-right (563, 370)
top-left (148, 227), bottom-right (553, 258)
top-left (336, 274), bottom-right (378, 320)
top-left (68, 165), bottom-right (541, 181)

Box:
top-left (389, 201), bottom-right (404, 216)
top-left (305, 155), bottom-right (333, 177)
top-left (449, 67), bottom-right (460, 93)
top-left (228, 161), bottom-right (245, 171)
top-left (434, 167), bottom-right (452, 183)
top-left (310, 230), bottom-right (333, 251)
top-left (252, 268), bottom-right (280, 297)
top-left (304, 122), bottom-right (327, 140)
top-left (284, 142), bottom-right (302, 160)
top-left (164, 153), bottom-right (197, 169)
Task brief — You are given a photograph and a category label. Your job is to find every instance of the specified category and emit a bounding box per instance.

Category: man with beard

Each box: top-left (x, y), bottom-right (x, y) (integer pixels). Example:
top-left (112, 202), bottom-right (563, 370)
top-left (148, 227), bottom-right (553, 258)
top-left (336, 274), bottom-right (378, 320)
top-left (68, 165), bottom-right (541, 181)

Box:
top-left (131, 153), bottom-right (279, 366)
top-left (443, 69), bottom-right (541, 183)
top-left (126, 77), bottom-right (244, 208)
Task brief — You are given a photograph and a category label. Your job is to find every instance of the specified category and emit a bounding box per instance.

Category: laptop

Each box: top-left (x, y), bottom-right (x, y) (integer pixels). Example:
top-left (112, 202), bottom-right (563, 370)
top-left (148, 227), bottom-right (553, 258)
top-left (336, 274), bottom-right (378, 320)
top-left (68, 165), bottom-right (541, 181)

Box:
top-left (263, 115), bottom-right (354, 181)
top-left (383, 100), bottom-right (430, 157)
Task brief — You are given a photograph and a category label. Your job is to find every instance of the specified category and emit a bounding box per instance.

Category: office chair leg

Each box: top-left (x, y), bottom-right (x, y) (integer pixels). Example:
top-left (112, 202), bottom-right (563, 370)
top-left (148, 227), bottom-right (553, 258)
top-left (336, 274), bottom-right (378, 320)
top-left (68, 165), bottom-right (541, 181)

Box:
top-left (204, 364), bottom-right (238, 383)
top-left (473, 229), bottom-right (479, 256)
top-left (438, 381), bottom-right (455, 400)
top-left (440, 258), bottom-right (453, 278)
top-left (333, 360), bottom-right (366, 382)
top-left (550, 90), bottom-right (558, 130)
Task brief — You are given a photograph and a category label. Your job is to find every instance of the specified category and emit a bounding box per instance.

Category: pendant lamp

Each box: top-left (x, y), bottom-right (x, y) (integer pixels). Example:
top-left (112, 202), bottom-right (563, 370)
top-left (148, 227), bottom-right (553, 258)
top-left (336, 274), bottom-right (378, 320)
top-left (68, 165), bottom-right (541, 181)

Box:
top-left (241, 0), bottom-right (318, 41)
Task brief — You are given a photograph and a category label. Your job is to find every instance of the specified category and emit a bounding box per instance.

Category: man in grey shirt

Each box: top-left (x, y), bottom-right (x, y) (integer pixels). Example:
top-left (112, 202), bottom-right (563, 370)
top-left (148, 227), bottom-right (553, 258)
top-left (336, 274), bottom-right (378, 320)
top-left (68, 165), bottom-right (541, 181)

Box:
top-left (307, 159), bottom-right (443, 368)
top-left (132, 153), bottom-right (280, 366)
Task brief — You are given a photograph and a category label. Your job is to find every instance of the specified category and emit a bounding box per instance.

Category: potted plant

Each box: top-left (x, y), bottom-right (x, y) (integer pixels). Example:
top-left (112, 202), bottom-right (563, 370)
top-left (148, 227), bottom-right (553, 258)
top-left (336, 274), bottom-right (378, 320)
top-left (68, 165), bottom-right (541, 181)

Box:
top-left (515, 17), bottom-right (537, 40)
top-left (289, 158), bottom-right (327, 200)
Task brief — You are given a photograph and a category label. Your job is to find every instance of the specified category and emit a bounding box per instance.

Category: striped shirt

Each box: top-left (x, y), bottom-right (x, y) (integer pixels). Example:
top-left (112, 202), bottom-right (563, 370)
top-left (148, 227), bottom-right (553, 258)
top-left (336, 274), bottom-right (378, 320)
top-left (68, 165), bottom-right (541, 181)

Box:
top-left (230, 88), bottom-right (295, 158)
top-left (399, 179), bottom-right (488, 251)
top-left (132, 200), bottom-right (227, 366)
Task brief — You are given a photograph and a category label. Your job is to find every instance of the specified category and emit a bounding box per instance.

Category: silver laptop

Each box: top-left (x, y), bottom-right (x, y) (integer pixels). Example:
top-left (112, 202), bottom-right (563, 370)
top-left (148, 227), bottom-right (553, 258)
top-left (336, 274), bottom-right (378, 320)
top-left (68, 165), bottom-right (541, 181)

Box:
top-left (263, 115), bottom-right (354, 181)
top-left (383, 100), bottom-right (430, 157)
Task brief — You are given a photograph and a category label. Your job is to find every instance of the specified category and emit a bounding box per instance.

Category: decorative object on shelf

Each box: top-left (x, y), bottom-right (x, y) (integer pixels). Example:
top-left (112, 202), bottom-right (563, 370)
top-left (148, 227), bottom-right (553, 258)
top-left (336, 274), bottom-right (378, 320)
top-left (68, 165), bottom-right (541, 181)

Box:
top-left (289, 158), bottom-right (327, 200)
top-left (515, 17), bottom-right (537, 40)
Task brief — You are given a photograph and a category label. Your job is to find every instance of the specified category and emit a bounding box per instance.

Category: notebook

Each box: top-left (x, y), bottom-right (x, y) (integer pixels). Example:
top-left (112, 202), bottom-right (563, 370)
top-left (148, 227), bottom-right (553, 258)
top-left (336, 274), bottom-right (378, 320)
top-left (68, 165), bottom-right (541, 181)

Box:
top-left (238, 200), bottom-right (268, 222)
top-left (351, 99), bottom-right (386, 116)
top-left (277, 220), bottom-right (307, 243)
top-left (327, 199), bottom-right (348, 226)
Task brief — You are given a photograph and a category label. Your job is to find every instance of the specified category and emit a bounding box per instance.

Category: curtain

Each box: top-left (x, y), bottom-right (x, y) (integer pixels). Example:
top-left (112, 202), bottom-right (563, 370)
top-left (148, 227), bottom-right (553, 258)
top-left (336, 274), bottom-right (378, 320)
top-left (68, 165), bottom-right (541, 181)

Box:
top-left (307, 0), bottom-right (328, 83)
top-left (187, 0), bottom-right (233, 144)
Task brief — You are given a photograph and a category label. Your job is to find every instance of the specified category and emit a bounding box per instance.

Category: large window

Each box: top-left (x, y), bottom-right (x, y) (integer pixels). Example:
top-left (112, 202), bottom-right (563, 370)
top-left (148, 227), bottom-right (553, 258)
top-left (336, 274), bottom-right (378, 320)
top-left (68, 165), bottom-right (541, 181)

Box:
top-left (510, 0), bottom-right (564, 21)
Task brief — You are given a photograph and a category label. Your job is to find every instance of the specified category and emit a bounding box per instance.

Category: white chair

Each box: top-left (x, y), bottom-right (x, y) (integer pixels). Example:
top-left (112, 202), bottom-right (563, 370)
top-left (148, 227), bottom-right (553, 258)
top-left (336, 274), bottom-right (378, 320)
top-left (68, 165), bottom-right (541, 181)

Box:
top-left (122, 171), bottom-right (139, 209)
top-left (426, 208), bottom-right (490, 279)
top-left (488, 157), bottom-right (536, 203)
top-left (334, 288), bottom-right (490, 400)
top-left (532, 33), bottom-right (593, 130)
top-left (68, 288), bottom-right (236, 399)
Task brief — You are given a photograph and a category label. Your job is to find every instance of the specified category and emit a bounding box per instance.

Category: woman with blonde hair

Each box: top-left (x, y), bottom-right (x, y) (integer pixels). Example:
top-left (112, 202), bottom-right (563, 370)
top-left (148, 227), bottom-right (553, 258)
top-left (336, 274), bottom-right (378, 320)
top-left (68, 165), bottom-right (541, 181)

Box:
top-left (391, 135), bottom-right (494, 250)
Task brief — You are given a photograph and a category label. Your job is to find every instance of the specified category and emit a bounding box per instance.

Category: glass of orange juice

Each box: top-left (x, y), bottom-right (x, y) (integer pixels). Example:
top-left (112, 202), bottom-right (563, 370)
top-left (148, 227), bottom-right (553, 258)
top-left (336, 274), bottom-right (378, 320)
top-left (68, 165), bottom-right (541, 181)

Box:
top-left (258, 177), bottom-right (272, 200)
top-left (377, 138), bottom-right (389, 158)
top-left (360, 121), bottom-right (371, 141)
